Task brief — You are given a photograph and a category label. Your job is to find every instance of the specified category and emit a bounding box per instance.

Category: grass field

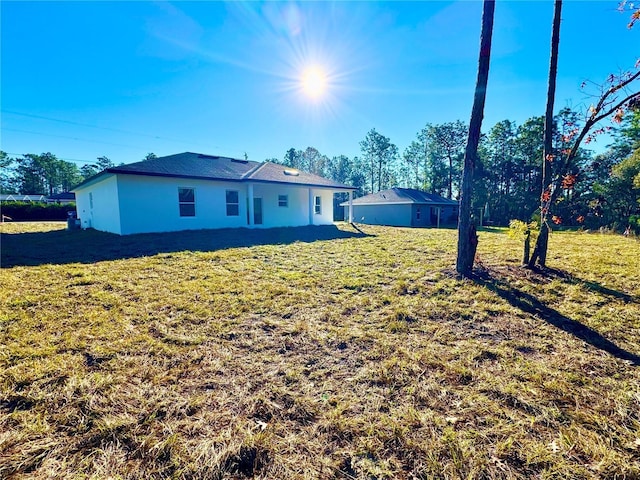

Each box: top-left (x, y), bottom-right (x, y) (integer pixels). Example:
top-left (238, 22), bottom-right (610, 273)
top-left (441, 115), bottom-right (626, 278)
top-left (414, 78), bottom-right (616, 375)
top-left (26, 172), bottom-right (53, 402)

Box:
top-left (1, 221), bottom-right (639, 479)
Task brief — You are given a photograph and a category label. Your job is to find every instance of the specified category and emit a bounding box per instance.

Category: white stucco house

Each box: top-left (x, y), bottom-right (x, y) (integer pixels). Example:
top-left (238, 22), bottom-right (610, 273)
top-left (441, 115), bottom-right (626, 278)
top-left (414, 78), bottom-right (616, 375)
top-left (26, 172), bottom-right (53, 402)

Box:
top-left (72, 152), bottom-right (356, 235)
top-left (342, 188), bottom-right (458, 228)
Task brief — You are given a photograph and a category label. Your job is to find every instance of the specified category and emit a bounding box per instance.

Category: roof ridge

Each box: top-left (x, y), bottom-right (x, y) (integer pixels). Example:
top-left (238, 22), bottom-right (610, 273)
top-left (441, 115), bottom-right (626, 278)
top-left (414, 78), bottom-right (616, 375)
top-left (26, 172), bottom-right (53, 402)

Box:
top-left (243, 161), bottom-right (268, 179)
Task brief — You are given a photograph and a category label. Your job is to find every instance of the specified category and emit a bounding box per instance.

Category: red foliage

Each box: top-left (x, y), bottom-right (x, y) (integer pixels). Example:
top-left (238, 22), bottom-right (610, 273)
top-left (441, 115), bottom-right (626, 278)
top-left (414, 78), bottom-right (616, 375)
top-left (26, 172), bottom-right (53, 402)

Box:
top-left (562, 174), bottom-right (577, 189)
top-left (552, 215), bottom-right (562, 225)
top-left (613, 108), bottom-right (625, 124)
top-left (541, 190), bottom-right (551, 203)
top-left (577, 215), bottom-right (585, 223)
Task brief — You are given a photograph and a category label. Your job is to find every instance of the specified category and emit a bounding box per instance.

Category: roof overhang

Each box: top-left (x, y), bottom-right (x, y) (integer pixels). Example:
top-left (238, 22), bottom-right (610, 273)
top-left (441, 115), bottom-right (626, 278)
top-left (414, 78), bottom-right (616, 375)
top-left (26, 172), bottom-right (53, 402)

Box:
top-left (71, 171), bottom-right (116, 192)
top-left (339, 200), bottom-right (459, 207)
top-left (248, 178), bottom-right (356, 191)
top-left (72, 170), bottom-right (357, 192)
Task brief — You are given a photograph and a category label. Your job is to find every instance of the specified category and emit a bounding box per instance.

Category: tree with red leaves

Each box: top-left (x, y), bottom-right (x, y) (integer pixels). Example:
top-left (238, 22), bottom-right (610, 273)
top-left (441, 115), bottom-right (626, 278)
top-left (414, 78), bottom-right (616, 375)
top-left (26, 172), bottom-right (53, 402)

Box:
top-left (619, 0), bottom-right (640, 28)
top-left (528, 2), bottom-right (640, 268)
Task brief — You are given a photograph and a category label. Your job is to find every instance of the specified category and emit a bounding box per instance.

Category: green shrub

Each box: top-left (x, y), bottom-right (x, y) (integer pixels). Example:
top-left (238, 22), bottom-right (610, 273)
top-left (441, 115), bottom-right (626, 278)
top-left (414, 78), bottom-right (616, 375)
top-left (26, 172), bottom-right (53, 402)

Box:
top-left (508, 219), bottom-right (539, 264)
top-left (0, 201), bottom-right (75, 221)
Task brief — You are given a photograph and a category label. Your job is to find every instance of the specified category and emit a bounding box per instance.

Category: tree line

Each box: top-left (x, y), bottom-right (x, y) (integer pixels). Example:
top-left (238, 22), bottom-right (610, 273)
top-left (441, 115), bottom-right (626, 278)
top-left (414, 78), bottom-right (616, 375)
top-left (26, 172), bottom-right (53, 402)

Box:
top-left (270, 109), bottom-right (640, 233)
top-left (2, 111), bottom-right (638, 232)
top-left (0, 152), bottom-right (158, 197)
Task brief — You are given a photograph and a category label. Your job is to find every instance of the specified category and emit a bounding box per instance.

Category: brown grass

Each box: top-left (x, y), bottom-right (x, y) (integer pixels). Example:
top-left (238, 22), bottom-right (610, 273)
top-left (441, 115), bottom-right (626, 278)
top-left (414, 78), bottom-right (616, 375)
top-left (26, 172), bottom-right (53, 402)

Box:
top-left (1, 221), bottom-right (639, 479)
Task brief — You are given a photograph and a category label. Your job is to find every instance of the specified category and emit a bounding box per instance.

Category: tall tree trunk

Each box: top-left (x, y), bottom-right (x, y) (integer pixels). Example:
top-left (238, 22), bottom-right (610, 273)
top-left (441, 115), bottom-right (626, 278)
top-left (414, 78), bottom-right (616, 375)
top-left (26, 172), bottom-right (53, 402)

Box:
top-left (456, 0), bottom-right (495, 277)
top-left (448, 154), bottom-right (453, 199)
top-left (370, 160), bottom-right (375, 194)
top-left (529, 0), bottom-right (562, 268)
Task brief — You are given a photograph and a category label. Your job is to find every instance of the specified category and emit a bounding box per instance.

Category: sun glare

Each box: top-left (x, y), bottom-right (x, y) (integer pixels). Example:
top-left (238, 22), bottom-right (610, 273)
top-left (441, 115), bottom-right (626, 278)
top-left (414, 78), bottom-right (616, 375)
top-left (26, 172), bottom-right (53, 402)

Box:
top-left (301, 66), bottom-right (328, 99)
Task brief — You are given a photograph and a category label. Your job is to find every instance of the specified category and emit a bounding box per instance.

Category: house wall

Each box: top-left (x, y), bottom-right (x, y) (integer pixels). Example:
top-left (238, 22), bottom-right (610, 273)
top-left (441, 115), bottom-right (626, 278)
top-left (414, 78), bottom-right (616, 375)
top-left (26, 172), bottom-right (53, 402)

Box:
top-left (446, 206), bottom-right (459, 223)
top-left (349, 204), bottom-right (413, 227)
top-left (310, 188), bottom-right (335, 226)
top-left (346, 203), bottom-right (458, 228)
top-left (75, 175), bottom-right (121, 234)
top-left (116, 175), bottom-right (251, 235)
top-left (431, 206), bottom-right (458, 225)
top-left (251, 184), bottom-right (334, 228)
top-left (77, 175), bottom-right (340, 235)
top-left (411, 204), bottom-right (432, 227)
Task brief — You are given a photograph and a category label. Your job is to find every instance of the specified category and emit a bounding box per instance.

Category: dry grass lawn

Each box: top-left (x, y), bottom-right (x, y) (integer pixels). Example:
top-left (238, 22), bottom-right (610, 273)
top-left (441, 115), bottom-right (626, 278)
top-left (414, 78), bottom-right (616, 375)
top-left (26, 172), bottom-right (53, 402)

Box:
top-left (1, 221), bottom-right (639, 479)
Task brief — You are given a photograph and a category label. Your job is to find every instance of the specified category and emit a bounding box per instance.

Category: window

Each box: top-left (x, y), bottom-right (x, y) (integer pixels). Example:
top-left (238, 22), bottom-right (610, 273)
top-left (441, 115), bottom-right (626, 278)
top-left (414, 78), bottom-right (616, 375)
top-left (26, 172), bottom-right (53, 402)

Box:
top-left (178, 188), bottom-right (195, 217)
top-left (278, 194), bottom-right (288, 207)
top-left (314, 195), bottom-right (321, 215)
top-left (89, 192), bottom-right (94, 209)
top-left (416, 207), bottom-right (421, 220)
top-left (226, 190), bottom-right (239, 216)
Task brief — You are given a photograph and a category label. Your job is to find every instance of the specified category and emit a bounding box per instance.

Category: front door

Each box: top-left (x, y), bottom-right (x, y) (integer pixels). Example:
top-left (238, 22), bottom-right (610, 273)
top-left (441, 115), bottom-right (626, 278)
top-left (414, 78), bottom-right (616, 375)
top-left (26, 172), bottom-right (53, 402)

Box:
top-left (254, 198), bottom-right (263, 225)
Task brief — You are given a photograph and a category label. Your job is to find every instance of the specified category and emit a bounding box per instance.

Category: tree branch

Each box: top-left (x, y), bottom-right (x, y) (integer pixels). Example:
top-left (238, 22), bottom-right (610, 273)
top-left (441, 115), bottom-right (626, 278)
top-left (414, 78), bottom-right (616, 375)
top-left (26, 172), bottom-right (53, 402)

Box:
top-left (561, 71), bottom-right (640, 172)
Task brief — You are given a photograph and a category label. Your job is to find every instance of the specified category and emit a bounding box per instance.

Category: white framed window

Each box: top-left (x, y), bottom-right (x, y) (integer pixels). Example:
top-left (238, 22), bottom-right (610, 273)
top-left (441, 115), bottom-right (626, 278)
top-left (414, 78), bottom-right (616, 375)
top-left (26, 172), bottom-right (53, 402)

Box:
top-left (178, 188), bottom-right (195, 217)
top-left (226, 190), bottom-right (239, 216)
top-left (278, 194), bottom-right (288, 207)
top-left (89, 192), bottom-right (94, 209)
top-left (314, 195), bottom-right (321, 215)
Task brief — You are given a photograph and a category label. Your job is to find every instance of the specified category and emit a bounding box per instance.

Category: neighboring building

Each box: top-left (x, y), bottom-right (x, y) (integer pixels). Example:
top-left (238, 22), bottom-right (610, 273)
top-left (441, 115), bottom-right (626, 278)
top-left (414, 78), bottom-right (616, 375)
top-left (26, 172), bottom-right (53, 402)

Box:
top-left (47, 192), bottom-right (76, 204)
top-left (71, 152), bottom-right (356, 235)
top-left (0, 194), bottom-right (47, 203)
top-left (342, 188), bottom-right (458, 227)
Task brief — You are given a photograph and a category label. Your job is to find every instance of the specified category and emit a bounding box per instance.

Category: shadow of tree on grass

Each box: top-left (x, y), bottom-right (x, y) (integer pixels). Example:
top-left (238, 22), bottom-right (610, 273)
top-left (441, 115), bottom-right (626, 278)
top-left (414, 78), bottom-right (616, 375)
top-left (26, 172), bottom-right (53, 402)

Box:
top-left (541, 267), bottom-right (639, 304)
top-left (1, 224), bottom-right (372, 268)
top-left (474, 267), bottom-right (640, 366)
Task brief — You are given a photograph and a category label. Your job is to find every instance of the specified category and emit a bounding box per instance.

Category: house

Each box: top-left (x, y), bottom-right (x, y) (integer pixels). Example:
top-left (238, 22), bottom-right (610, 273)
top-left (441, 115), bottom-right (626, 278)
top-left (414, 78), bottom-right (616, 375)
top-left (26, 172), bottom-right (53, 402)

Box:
top-left (342, 187), bottom-right (458, 227)
top-left (47, 192), bottom-right (76, 204)
top-left (0, 194), bottom-right (47, 203)
top-left (71, 152), bottom-right (356, 235)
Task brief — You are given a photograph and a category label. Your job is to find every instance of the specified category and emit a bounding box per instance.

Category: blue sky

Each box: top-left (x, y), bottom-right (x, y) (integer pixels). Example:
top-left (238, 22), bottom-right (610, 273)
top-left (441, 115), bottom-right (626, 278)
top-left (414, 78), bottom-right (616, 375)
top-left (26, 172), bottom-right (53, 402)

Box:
top-left (1, 1), bottom-right (638, 167)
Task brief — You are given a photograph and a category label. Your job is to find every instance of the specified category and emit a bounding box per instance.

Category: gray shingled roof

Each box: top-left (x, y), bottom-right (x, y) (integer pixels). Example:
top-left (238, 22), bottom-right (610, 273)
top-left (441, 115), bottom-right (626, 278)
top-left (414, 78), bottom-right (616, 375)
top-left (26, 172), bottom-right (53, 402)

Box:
top-left (47, 192), bottom-right (76, 201)
top-left (343, 188), bottom-right (458, 206)
top-left (107, 152), bottom-right (261, 180)
top-left (247, 162), bottom-right (352, 188)
top-left (74, 152), bottom-right (354, 190)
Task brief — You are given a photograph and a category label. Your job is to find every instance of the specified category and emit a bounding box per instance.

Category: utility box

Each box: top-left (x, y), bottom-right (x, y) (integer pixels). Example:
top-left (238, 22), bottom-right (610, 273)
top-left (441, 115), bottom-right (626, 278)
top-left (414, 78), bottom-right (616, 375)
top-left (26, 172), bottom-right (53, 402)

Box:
top-left (67, 211), bottom-right (81, 230)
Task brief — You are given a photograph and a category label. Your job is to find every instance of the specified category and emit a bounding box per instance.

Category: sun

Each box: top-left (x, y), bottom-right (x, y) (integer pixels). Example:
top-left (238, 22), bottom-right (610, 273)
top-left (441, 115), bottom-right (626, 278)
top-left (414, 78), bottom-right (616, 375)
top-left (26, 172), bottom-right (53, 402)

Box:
top-left (300, 66), bottom-right (328, 99)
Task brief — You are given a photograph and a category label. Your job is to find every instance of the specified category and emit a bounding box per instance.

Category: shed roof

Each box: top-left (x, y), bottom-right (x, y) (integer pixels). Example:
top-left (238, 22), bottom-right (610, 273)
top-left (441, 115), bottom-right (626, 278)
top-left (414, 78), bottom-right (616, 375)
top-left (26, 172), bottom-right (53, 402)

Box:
top-left (0, 194), bottom-right (47, 202)
top-left (342, 188), bottom-right (458, 206)
top-left (47, 192), bottom-right (76, 201)
top-left (73, 152), bottom-right (354, 191)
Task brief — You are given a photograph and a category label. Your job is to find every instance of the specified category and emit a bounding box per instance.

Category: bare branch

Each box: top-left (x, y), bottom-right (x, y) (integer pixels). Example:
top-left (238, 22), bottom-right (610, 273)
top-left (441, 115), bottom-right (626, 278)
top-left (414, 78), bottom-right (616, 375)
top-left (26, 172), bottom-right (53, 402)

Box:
top-left (544, 68), bottom-right (640, 208)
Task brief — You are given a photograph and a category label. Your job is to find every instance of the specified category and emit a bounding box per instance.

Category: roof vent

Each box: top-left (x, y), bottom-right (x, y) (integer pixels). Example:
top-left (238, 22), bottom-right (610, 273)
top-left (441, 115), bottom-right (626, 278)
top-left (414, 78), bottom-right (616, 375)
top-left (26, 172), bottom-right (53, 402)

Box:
top-left (198, 154), bottom-right (220, 160)
top-left (231, 158), bottom-right (249, 164)
top-left (284, 168), bottom-right (300, 176)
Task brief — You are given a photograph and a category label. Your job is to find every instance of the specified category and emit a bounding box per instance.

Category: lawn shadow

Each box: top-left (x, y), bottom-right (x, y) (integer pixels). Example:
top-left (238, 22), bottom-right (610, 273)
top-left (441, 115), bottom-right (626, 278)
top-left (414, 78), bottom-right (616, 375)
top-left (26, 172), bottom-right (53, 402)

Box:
top-left (473, 267), bottom-right (640, 366)
top-left (540, 267), bottom-right (639, 304)
top-left (1, 224), bottom-right (373, 268)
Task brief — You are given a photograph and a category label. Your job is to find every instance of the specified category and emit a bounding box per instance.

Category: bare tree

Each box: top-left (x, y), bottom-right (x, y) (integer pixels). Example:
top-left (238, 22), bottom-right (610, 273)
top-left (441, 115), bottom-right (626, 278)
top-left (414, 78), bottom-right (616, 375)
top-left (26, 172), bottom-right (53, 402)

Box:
top-left (528, 0), bottom-right (562, 268)
top-left (530, 69), bottom-right (640, 267)
top-left (528, 1), bottom-right (640, 267)
top-left (618, 1), bottom-right (640, 28)
top-left (456, 0), bottom-right (495, 277)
